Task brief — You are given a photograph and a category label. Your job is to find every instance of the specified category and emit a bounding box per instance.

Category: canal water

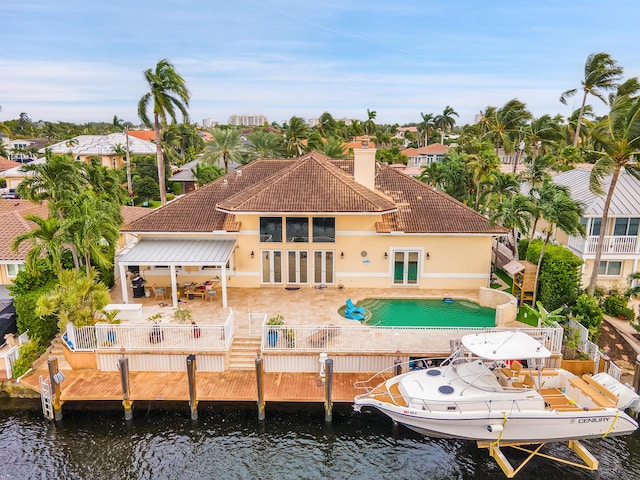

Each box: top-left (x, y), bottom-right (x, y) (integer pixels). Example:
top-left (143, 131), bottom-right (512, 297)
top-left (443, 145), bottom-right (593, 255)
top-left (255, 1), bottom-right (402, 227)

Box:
top-left (1, 399), bottom-right (640, 479)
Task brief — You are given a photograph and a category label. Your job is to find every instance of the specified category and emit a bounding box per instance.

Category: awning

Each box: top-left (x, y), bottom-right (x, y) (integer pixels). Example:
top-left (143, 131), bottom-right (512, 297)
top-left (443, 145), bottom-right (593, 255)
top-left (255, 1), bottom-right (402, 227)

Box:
top-left (119, 239), bottom-right (236, 266)
top-left (502, 259), bottom-right (525, 277)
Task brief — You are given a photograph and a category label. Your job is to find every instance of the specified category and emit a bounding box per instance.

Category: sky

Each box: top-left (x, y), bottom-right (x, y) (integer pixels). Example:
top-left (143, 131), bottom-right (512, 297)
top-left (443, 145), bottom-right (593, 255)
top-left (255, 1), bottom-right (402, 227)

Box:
top-left (1, 1), bottom-right (639, 127)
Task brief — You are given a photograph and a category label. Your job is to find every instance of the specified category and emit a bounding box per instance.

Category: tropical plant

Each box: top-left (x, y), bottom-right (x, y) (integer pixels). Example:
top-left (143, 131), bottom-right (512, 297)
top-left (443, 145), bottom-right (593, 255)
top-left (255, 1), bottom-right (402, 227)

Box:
top-left (192, 163), bottom-right (225, 186)
top-left (533, 301), bottom-right (565, 327)
top-left (11, 214), bottom-right (64, 275)
top-left (138, 58), bottom-right (191, 206)
top-left (203, 128), bottom-right (244, 172)
top-left (245, 130), bottom-right (286, 158)
top-left (36, 268), bottom-right (111, 329)
top-left (418, 112), bottom-right (435, 146)
top-left (585, 94), bottom-right (640, 295)
top-left (489, 194), bottom-right (534, 257)
top-left (560, 52), bottom-right (623, 146)
top-left (283, 116), bottom-right (308, 157)
top-left (434, 106), bottom-right (458, 143)
top-left (173, 305), bottom-right (192, 324)
top-left (571, 294), bottom-right (603, 340)
top-left (627, 272), bottom-right (640, 298)
top-left (322, 136), bottom-right (347, 158)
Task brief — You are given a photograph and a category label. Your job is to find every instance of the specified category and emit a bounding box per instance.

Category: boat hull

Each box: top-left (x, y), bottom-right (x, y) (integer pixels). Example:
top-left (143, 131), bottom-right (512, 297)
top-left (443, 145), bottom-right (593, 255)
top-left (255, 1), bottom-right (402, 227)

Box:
top-left (357, 401), bottom-right (638, 443)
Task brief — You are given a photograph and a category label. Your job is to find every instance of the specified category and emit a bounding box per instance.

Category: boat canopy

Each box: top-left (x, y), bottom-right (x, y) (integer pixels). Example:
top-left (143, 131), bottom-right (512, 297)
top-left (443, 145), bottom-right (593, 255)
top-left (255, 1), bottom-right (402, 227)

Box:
top-left (461, 331), bottom-right (551, 361)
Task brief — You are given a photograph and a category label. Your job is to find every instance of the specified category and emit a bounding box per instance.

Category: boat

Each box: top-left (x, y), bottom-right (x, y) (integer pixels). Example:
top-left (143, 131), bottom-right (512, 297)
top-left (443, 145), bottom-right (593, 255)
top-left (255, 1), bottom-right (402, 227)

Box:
top-left (353, 330), bottom-right (640, 443)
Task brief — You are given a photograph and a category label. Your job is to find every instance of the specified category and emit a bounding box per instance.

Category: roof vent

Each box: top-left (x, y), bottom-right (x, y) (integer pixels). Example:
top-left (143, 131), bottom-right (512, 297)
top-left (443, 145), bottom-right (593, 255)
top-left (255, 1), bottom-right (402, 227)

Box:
top-left (223, 178), bottom-right (228, 184)
top-left (236, 169), bottom-right (242, 176)
top-left (361, 140), bottom-right (369, 148)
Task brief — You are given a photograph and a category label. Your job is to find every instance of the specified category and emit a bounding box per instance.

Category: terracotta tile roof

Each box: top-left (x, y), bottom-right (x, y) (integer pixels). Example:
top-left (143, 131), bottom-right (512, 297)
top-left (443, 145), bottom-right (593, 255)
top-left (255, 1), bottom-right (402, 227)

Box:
top-left (402, 143), bottom-right (450, 156)
top-left (0, 200), bottom-right (151, 261)
top-left (0, 157), bottom-right (21, 172)
top-left (124, 152), bottom-right (505, 235)
top-left (127, 130), bottom-right (156, 142)
top-left (0, 200), bottom-right (49, 261)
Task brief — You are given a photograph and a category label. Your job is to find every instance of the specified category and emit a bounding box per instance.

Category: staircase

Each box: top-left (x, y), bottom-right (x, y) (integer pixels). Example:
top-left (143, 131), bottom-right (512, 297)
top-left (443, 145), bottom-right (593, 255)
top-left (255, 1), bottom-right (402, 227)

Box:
top-left (47, 336), bottom-right (71, 371)
top-left (228, 336), bottom-right (262, 370)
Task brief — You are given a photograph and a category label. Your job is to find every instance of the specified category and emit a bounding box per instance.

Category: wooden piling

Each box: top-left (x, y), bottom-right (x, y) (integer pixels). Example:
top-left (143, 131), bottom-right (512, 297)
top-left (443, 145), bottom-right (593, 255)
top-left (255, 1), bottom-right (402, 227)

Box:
top-left (118, 356), bottom-right (133, 421)
top-left (324, 358), bottom-right (333, 422)
top-left (255, 356), bottom-right (265, 420)
top-left (394, 356), bottom-right (402, 377)
top-left (47, 358), bottom-right (63, 421)
top-left (187, 354), bottom-right (198, 420)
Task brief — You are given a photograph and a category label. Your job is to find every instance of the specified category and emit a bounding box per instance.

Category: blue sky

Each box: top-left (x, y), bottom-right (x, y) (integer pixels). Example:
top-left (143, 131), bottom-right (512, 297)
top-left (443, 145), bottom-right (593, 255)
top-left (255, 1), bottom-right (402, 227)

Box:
top-left (1, 0), bottom-right (639, 127)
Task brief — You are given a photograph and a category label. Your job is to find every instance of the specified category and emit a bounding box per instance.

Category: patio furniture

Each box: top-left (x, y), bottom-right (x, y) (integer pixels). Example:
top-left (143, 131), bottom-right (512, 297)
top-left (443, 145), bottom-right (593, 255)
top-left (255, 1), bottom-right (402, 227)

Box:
top-left (206, 288), bottom-right (217, 302)
top-left (184, 289), bottom-right (206, 300)
top-left (152, 287), bottom-right (166, 300)
top-left (307, 324), bottom-right (341, 348)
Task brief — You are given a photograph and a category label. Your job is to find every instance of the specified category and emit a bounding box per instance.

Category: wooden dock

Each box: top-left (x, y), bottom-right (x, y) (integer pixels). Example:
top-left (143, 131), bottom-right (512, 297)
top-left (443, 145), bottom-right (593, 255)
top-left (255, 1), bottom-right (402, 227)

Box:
top-left (20, 369), bottom-right (373, 404)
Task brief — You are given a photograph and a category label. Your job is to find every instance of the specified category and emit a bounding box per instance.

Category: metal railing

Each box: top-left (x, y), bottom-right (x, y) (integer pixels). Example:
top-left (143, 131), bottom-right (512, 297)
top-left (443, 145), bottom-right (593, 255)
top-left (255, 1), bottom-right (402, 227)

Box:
top-left (64, 310), bottom-right (234, 352)
top-left (569, 235), bottom-right (639, 254)
top-left (2, 331), bottom-right (30, 379)
top-left (261, 324), bottom-right (563, 354)
top-left (250, 313), bottom-right (267, 336)
top-left (567, 319), bottom-right (621, 381)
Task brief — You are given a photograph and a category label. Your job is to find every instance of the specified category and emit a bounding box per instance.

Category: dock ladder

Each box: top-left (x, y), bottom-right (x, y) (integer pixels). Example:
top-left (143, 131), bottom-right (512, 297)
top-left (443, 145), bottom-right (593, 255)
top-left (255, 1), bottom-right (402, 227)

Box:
top-left (39, 375), bottom-right (54, 420)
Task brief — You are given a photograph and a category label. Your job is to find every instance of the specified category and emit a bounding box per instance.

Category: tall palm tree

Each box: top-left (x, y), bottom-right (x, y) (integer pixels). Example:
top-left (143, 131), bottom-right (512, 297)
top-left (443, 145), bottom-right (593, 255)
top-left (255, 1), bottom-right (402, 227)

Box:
top-left (585, 94), bottom-right (640, 294)
top-left (11, 215), bottom-right (64, 275)
top-left (529, 179), bottom-right (585, 304)
top-left (322, 137), bottom-right (347, 158)
top-left (364, 108), bottom-right (377, 138)
top-left (560, 52), bottom-right (623, 147)
top-left (283, 116), bottom-right (308, 157)
top-left (317, 112), bottom-right (337, 139)
top-left (482, 99), bottom-right (532, 158)
top-left (418, 112), bottom-right (435, 146)
top-left (489, 194), bottom-right (534, 257)
top-left (203, 128), bottom-right (244, 172)
top-left (245, 130), bottom-right (286, 158)
top-left (434, 106), bottom-right (459, 143)
top-left (138, 59), bottom-right (191, 206)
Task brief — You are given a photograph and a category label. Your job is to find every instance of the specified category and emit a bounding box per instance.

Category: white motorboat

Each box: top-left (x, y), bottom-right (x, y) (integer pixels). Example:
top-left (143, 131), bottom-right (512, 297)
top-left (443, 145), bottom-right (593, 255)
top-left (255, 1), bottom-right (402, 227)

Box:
top-left (353, 331), bottom-right (639, 443)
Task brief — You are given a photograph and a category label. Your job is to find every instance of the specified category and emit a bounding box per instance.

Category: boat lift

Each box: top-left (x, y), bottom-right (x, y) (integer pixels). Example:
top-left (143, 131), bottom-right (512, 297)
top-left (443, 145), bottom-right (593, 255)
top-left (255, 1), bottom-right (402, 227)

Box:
top-left (477, 439), bottom-right (598, 478)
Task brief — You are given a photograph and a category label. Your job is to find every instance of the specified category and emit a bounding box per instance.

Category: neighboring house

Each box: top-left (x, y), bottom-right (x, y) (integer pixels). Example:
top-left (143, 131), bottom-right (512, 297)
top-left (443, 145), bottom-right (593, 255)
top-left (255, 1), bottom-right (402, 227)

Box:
top-left (0, 199), bottom-right (151, 285)
top-left (0, 157), bottom-right (21, 173)
top-left (44, 133), bottom-right (156, 169)
top-left (169, 159), bottom-right (200, 194)
top-left (126, 130), bottom-right (156, 142)
top-left (394, 127), bottom-right (418, 147)
top-left (0, 158), bottom-right (45, 189)
top-left (401, 143), bottom-right (450, 167)
top-left (549, 168), bottom-right (640, 288)
top-left (118, 149), bottom-right (507, 308)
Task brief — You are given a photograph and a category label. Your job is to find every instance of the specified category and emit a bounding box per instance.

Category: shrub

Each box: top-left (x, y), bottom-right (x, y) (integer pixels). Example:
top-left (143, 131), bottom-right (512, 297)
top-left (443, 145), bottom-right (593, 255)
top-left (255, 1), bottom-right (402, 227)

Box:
top-left (11, 339), bottom-right (44, 378)
top-left (570, 294), bottom-right (603, 341)
top-left (602, 295), bottom-right (629, 318)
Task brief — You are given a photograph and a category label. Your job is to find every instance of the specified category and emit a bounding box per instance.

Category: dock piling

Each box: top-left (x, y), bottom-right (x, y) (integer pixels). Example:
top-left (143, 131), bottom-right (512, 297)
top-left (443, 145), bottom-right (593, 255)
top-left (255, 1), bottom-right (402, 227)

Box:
top-left (324, 358), bottom-right (333, 422)
top-left (256, 356), bottom-right (265, 420)
top-left (633, 354), bottom-right (640, 398)
top-left (394, 354), bottom-right (402, 376)
top-left (118, 356), bottom-right (133, 421)
top-left (47, 358), bottom-right (63, 421)
top-left (186, 354), bottom-right (198, 420)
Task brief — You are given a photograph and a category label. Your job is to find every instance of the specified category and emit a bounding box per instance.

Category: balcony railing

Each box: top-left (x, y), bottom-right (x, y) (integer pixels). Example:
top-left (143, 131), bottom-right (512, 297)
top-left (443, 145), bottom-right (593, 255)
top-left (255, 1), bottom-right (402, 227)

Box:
top-left (569, 235), bottom-right (639, 255)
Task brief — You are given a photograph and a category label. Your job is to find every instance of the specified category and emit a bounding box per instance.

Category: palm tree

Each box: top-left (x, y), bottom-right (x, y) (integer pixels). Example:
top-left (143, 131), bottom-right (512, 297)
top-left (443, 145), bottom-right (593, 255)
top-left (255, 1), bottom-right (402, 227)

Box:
top-left (322, 137), bottom-right (347, 158)
top-left (489, 194), bottom-right (534, 258)
top-left (529, 179), bottom-right (585, 304)
top-left (585, 94), bottom-right (640, 295)
top-left (364, 108), bottom-right (377, 138)
top-left (626, 271), bottom-right (640, 298)
top-left (434, 106), bottom-right (458, 143)
top-left (317, 112), bottom-right (337, 138)
top-left (560, 52), bottom-right (623, 147)
top-left (138, 59), bottom-right (191, 206)
top-left (11, 215), bottom-right (64, 275)
top-left (482, 99), bottom-right (532, 159)
top-left (192, 163), bottom-right (225, 186)
top-left (203, 128), bottom-right (244, 172)
top-left (245, 130), bottom-right (286, 158)
top-left (418, 112), bottom-right (435, 146)
top-left (283, 116), bottom-right (308, 157)
top-left (525, 115), bottom-right (564, 158)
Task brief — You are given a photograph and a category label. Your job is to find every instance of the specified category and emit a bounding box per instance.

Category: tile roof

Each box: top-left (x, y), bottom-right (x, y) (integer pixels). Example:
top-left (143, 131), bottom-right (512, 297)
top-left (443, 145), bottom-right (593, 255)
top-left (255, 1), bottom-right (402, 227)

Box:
top-left (0, 200), bottom-right (151, 261)
top-left (0, 157), bottom-right (21, 172)
top-left (124, 152), bottom-right (505, 235)
top-left (44, 134), bottom-right (156, 156)
top-left (127, 130), bottom-right (156, 142)
top-left (402, 143), bottom-right (450, 156)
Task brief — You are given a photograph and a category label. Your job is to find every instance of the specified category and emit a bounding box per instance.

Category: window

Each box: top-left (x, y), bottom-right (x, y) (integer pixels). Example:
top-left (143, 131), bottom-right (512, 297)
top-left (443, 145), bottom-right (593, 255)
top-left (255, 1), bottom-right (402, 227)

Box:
top-left (598, 261), bottom-right (622, 276)
top-left (312, 217), bottom-right (335, 243)
top-left (260, 217), bottom-right (282, 242)
top-left (613, 217), bottom-right (640, 236)
top-left (286, 217), bottom-right (309, 242)
top-left (6, 263), bottom-right (24, 277)
top-left (590, 218), bottom-right (601, 236)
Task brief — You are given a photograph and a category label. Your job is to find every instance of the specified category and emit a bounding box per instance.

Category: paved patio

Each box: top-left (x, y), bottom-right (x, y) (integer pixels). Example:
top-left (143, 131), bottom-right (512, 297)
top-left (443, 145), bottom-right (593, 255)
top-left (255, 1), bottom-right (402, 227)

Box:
top-left (108, 277), bottom-right (487, 334)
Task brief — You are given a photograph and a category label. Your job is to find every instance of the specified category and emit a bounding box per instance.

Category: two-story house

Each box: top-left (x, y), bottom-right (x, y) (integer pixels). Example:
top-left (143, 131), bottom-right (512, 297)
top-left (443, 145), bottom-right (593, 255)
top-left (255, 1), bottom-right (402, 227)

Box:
top-left (117, 148), bottom-right (507, 308)
top-left (401, 143), bottom-right (450, 168)
top-left (552, 168), bottom-right (640, 288)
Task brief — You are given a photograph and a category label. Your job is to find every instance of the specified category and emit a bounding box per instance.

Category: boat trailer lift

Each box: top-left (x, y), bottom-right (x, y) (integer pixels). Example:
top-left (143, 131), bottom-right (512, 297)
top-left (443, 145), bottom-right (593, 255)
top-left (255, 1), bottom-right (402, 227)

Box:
top-left (477, 439), bottom-right (598, 478)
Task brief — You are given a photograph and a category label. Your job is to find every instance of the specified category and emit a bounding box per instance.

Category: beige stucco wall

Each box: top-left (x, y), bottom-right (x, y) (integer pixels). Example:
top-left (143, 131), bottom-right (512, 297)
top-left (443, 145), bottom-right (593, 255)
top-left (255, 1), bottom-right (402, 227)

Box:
top-left (580, 258), bottom-right (636, 291)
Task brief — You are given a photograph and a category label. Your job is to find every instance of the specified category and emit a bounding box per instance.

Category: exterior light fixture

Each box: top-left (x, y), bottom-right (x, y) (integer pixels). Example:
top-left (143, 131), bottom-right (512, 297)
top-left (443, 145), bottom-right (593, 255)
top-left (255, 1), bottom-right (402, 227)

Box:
top-left (251, 251), bottom-right (255, 259)
top-left (340, 252), bottom-right (344, 260)
top-left (384, 252), bottom-right (388, 260)
top-left (426, 252), bottom-right (430, 260)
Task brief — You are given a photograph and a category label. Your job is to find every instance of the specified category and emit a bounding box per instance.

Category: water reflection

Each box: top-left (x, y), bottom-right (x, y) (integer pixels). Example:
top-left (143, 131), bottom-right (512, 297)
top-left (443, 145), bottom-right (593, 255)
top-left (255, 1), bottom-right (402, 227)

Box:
top-left (0, 400), bottom-right (639, 479)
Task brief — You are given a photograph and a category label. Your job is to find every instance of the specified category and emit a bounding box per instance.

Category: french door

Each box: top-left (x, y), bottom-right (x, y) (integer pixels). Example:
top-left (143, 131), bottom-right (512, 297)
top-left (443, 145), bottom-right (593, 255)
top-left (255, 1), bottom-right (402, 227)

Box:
top-left (261, 250), bottom-right (283, 284)
top-left (287, 250), bottom-right (308, 284)
top-left (313, 250), bottom-right (334, 285)
top-left (393, 250), bottom-right (420, 285)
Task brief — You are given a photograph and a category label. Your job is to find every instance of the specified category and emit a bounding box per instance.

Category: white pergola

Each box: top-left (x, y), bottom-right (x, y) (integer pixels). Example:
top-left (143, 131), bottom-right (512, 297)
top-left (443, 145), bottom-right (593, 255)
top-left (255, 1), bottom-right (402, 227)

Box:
top-left (117, 239), bottom-right (236, 308)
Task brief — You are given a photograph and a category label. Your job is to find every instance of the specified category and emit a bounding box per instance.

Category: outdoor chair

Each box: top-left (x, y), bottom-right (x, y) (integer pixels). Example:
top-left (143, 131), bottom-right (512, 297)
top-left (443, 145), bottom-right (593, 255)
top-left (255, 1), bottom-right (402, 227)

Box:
top-left (307, 324), bottom-right (341, 348)
top-left (152, 286), bottom-right (166, 300)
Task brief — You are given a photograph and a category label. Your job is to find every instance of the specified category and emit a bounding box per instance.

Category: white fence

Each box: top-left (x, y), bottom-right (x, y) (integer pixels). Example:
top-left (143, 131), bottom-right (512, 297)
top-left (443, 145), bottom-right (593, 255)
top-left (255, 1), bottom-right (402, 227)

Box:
top-left (65, 310), bottom-right (234, 352)
top-left (261, 324), bottom-right (564, 355)
top-left (567, 318), bottom-right (621, 380)
top-left (3, 331), bottom-right (30, 379)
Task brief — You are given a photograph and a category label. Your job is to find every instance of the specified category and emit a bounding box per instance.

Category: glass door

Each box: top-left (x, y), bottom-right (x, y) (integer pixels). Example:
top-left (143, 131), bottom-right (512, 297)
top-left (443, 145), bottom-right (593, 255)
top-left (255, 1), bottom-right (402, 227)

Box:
top-left (261, 250), bottom-right (282, 284)
top-left (287, 250), bottom-right (308, 284)
top-left (393, 250), bottom-right (420, 285)
top-left (313, 251), bottom-right (334, 285)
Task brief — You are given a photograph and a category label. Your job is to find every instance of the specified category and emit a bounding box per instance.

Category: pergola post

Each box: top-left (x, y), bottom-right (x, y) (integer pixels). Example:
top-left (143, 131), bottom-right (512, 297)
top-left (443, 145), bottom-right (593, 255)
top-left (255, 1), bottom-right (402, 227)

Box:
top-left (119, 263), bottom-right (129, 304)
top-left (170, 264), bottom-right (178, 307)
top-left (221, 264), bottom-right (228, 307)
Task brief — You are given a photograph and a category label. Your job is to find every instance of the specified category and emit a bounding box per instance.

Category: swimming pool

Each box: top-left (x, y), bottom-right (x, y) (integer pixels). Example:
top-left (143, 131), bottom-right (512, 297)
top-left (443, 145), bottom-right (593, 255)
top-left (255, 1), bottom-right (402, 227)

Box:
top-left (345, 298), bottom-right (495, 327)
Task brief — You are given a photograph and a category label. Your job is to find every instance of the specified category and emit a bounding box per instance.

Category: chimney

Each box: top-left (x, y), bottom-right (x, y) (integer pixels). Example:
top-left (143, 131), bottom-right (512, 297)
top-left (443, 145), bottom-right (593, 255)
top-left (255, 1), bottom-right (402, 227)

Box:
top-left (353, 142), bottom-right (376, 190)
